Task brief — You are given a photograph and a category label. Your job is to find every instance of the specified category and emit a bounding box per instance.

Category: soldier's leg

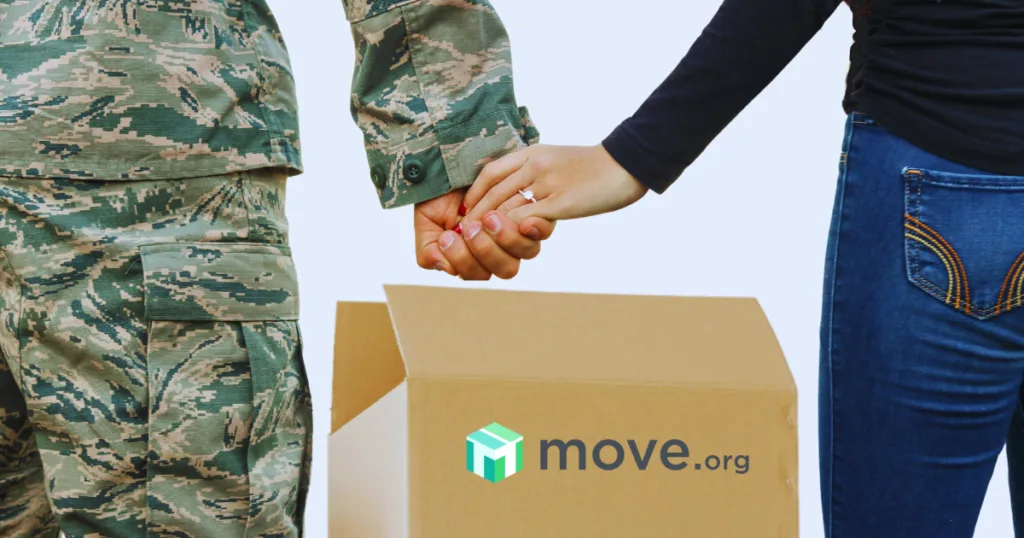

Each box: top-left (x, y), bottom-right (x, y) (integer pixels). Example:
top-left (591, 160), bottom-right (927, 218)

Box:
top-left (0, 351), bottom-right (58, 538)
top-left (0, 172), bottom-right (311, 537)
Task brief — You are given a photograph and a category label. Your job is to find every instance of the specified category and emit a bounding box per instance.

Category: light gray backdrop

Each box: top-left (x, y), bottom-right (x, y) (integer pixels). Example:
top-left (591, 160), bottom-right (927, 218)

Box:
top-left (275, 1), bottom-right (1015, 536)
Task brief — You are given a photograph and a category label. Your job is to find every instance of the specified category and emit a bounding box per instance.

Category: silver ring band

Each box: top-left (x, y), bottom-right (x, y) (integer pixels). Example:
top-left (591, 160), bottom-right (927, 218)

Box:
top-left (519, 189), bottom-right (537, 203)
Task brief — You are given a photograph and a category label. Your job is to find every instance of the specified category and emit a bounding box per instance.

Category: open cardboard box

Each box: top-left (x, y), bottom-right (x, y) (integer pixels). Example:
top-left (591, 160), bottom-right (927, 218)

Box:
top-left (329, 285), bottom-right (798, 537)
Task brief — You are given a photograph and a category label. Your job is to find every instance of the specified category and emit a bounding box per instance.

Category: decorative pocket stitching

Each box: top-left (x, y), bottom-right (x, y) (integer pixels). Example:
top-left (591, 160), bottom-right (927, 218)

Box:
top-left (904, 213), bottom-right (972, 314)
top-left (995, 252), bottom-right (1024, 314)
top-left (905, 168), bottom-right (1024, 319)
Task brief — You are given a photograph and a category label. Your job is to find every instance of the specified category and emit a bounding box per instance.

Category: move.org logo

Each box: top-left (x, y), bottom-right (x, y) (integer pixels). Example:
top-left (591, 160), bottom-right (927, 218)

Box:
top-left (465, 423), bottom-right (751, 484)
top-left (466, 423), bottom-right (523, 483)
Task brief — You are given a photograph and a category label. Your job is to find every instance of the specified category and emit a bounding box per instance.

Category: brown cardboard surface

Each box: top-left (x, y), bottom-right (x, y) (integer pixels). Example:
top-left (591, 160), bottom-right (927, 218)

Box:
top-left (332, 301), bottom-right (407, 432)
top-left (329, 382), bottom-right (408, 538)
top-left (406, 378), bottom-right (797, 537)
top-left (382, 285), bottom-right (793, 390)
top-left (330, 285), bottom-right (798, 538)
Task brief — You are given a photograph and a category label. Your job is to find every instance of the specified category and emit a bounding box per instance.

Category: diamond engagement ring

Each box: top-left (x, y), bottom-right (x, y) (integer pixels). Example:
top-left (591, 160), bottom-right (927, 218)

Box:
top-left (519, 189), bottom-right (537, 203)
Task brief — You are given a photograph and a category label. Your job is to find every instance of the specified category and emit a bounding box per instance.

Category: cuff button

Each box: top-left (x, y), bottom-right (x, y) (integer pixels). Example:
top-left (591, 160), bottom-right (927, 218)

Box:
top-left (371, 165), bottom-right (388, 190)
top-left (402, 158), bottom-right (425, 184)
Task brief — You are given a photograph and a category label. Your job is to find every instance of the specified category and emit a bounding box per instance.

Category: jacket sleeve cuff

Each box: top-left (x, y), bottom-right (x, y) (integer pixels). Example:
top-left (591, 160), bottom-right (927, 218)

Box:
top-left (345, 0), bottom-right (540, 209)
top-left (601, 122), bottom-right (681, 195)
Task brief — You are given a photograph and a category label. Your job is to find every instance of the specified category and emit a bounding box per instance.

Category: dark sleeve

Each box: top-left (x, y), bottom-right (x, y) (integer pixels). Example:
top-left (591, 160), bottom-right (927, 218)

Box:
top-left (602, 0), bottom-right (844, 194)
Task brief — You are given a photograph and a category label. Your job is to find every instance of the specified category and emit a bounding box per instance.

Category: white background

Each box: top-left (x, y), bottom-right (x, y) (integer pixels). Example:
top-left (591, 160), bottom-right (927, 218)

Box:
top-left (272, 1), bottom-right (1015, 536)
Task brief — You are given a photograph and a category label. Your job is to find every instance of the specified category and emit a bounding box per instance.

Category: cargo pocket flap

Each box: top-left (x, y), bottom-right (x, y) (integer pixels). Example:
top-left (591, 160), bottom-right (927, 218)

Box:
top-left (141, 243), bottom-right (299, 322)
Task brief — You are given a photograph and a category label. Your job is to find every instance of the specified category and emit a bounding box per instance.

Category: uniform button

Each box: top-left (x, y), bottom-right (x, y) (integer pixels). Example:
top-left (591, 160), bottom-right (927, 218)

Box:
top-left (403, 158), bottom-right (425, 184)
top-left (371, 165), bottom-right (388, 189)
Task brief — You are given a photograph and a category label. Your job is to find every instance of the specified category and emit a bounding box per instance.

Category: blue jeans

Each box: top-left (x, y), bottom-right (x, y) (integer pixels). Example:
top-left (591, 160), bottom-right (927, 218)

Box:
top-left (820, 112), bottom-right (1024, 537)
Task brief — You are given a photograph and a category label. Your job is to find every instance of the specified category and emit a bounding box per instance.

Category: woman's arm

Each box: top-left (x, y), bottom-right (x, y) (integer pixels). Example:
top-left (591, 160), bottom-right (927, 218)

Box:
top-left (465, 0), bottom-right (846, 227)
top-left (604, 0), bottom-right (844, 193)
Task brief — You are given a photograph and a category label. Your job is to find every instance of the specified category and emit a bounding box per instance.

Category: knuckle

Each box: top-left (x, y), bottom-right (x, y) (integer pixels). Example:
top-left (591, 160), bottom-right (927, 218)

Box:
top-left (470, 237), bottom-right (495, 257)
top-left (497, 232), bottom-right (527, 250)
top-left (496, 264), bottom-right (520, 280)
top-left (530, 154), bottom-right (551, 172)
top-left (480, 161), bottom-right (500, 182)
top-left (466, 271), bottom-right (491, 281)
top-left (450, 253), bottom-right (472, 269)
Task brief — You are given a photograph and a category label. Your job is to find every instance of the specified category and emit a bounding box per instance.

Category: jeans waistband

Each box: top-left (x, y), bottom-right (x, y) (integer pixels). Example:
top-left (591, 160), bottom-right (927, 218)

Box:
top-left (850, 111), bottom-right (878, 126)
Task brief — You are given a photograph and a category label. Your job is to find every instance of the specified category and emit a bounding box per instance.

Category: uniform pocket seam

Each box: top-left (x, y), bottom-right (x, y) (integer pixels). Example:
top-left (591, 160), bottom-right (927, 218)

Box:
top-left (141, 241), bottom-right (307, 534)
top-left (140, 242), bottom-right (300, 323)
top-left (0, 250), bottom-right (26, 390)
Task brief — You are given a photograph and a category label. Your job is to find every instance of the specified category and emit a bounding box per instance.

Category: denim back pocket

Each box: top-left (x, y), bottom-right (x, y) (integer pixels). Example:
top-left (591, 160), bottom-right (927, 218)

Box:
top-left (904, 167), bottom-right (1024, 320)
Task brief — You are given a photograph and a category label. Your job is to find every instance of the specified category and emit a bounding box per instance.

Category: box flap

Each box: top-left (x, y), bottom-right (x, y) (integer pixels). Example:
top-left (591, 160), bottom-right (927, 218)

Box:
top-left (382, 285), bottom-right (793, 391)
top-left (331, 301), bottom-right (407, 434)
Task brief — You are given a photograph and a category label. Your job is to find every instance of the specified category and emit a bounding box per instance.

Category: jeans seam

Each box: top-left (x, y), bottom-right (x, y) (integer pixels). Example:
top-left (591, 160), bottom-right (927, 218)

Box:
top-left (825, 114), bottom-right (856, 537)
top-left (914, 176), bottom-right (923, 294)
top-left (909, 274), bottom-right (1021, 320)
top-left (921, 180), bottom-right (1024, 190)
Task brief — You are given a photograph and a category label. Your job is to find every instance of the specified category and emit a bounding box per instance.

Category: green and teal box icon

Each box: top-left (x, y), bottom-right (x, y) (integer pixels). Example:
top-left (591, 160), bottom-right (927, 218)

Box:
top-left (466, 423), bottom-right (523, 483)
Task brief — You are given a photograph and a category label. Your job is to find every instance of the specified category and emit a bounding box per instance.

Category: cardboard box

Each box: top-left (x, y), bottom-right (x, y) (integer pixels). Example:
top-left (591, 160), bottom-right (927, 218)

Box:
top-left (329, 285), bottom-right (798, 538)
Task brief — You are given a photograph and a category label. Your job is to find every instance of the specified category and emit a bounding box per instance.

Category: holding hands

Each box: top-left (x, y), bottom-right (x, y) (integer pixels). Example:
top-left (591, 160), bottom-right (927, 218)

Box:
top-left (413, 144), bottom-right (648, 280)
top-left (413, 188), bottom-right (554, 280)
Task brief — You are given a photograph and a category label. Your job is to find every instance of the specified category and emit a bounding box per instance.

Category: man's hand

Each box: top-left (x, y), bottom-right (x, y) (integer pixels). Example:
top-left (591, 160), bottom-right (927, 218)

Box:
top-left (414, 188), bottom-right (555, 280)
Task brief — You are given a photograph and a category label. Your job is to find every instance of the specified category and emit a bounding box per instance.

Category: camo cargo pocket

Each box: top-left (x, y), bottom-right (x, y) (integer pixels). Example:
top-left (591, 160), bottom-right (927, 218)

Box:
top-left (904, 168), bottom-right (1024, 321)
top-left (140, 242), bottom-right (312, 538)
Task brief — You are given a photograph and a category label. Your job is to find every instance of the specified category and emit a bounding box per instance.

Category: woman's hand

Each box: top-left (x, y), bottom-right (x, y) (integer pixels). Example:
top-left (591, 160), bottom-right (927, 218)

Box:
top-left (463, 144), bottom-right (648, 228)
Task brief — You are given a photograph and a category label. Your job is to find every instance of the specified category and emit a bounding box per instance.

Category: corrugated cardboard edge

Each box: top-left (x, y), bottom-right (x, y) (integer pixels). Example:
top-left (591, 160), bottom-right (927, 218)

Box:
top-left (332, 287), bottom-right (798, 434)
top-left (331, 301), bottom-right (407, 434)
top-left (381, 285), bottom-right (796, 392)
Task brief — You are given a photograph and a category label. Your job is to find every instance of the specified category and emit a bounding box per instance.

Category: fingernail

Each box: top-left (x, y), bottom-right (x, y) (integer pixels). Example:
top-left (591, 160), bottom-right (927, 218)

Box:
top-left (434, 262), bottom-right (445, 272)
top-left (439, 231), bottom-right (455, 250)
top-left (453, 223), bottom-right (462, 235)
top-left (464, 221), bottom-right (482, 240)
top-left (458, 203), bottom-right (467, 217)
top-left (484, 214), bottom-right (502, 234)
top-left (525, 226), bottom-right (541, 240)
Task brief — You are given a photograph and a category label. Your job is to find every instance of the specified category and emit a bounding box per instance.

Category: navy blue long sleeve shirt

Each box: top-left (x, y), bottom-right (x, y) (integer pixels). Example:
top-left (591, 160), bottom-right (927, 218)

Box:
top-left (603, 0), bottom-right (1024, 193)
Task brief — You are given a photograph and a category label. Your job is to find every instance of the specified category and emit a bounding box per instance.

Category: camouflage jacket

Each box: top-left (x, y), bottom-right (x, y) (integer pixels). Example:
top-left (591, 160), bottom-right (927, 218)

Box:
top-left (0, 0), bottom-right (536, 208)
top-left (344, 0), bottom-right (538, 208)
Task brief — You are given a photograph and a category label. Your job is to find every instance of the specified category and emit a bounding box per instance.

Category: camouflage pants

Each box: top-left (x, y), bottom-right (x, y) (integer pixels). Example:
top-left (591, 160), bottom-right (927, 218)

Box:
top-left (0, 170), bottom-right (312, 537)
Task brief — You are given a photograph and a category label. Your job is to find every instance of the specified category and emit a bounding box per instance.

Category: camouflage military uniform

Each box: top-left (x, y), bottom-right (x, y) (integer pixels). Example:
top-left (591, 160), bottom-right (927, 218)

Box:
top-left (0, 171), bottom-right (311, 537)
top-left (345, 0), bottom-right (540, 208)
top-left (0, 0), bottom-right (534, 535)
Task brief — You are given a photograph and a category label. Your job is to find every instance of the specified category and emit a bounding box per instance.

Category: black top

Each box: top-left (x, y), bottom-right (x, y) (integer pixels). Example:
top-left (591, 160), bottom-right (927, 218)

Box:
top-left (603, 0), bottom-right (1024, 194)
